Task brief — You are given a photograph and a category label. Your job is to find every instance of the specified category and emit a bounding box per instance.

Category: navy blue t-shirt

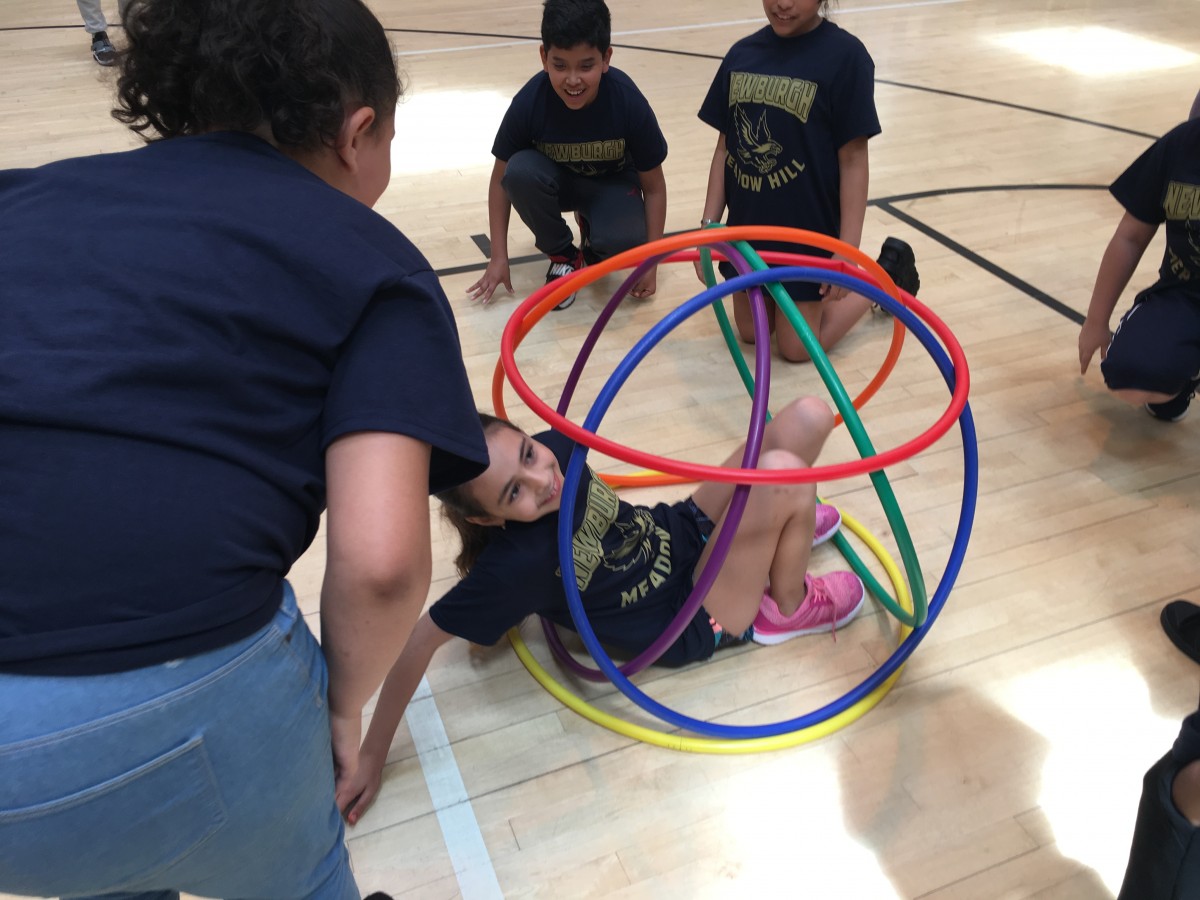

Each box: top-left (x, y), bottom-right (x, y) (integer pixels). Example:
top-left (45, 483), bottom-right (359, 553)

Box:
top-left (698, 21), bottom-right (879, 273)
top-left (429, 431), bottom-right (716, 666)
top-left (492, 67), bottom-right (668, 177)
top-left (1111, 118), bottom-right (1200, 299)
top-left (0, 132), bottom-right (489, 675)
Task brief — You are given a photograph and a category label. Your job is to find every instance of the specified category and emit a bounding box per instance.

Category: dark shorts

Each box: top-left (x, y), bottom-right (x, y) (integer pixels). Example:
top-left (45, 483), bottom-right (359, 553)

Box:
top-left (674, 497), bottom-right (754, 651)
top-left (718, 260), bottom-right (824, 304)
top-left (1101, 287), bottom-right (1200, 394)
top-left (677, 495), bottom-right (716, 540)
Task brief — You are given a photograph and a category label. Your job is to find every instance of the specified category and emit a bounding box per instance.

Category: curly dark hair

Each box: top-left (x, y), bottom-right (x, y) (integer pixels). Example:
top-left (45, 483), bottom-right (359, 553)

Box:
top-left (113, 0), bottom-right (401, 150)
top-left (541, 0), bottom-right (610, 53)
top-left (435, 413), bottom-right (522, 578)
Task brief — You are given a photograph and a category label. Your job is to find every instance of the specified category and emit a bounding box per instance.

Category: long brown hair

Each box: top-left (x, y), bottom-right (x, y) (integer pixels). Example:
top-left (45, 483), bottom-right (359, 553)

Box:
top-left (435, 413), bottom-right (522, 578)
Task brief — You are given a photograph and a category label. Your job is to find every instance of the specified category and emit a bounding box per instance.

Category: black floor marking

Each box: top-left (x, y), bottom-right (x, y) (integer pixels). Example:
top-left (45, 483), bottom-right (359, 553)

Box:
top-left (0, 19), bottom-right (1146, 321)
top-left (876, 200), bottom-right (1085, 324)
top-left (471, 233), bottom-right (491, 258)
top-left (457, 184), bottom-right (1104, 324)
top-left (367, 28), bottom-right (1147, 322)
top-left (871, 182), bottom-right (1106, 205)
top-left (875, 80), bottom-right (1155, 140)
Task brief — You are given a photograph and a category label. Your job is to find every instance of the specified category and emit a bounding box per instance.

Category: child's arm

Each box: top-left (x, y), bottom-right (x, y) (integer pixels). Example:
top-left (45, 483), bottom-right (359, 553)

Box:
top-left (467, 159), bottom-right (514, 305)
top-left (321, 432), bottom-right (434, 818)
top-left (823, 137), bottom-right (870, 303)
top-left (1079, 210), bottom-right (1159, 374)
top-left (630, 164), bottom-right (667, 299)
top-left (336, 610), bottom-right (457, 825)
top-left (694, 134), bottom-right (728, 284)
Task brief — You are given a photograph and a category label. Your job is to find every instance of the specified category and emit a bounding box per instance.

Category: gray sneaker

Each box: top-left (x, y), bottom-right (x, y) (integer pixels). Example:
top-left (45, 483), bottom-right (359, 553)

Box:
top-left (91, 32), bottom-right (117, 67)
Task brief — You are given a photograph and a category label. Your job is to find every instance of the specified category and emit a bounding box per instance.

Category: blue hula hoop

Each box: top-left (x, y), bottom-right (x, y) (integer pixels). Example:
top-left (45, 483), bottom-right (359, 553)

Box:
top-left (556, 265), bottom-right (978, 738)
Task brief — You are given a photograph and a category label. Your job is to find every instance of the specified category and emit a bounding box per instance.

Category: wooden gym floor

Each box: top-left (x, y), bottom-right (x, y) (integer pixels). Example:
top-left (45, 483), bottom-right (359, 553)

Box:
top-left (2, 0), bottom-right (1200, 897)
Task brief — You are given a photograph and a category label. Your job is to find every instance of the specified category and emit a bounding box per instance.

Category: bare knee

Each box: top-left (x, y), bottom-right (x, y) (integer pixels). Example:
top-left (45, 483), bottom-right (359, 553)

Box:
top-left (739, 449), bottom-right (816, 532)
top-left (791, 396), bottom-right (835, 434)
top-left (770, 397), bottom-right (834, 447)
top-left (757, 450), bottom-right (818, 506)
top-left (779, 342), bottom-right (814, 363)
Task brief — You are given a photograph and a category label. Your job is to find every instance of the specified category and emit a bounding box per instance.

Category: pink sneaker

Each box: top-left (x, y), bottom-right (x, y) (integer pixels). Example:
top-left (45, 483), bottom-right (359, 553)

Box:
top-left (751, 572), bottom-right (865, 645)
top-left (814, 503), bottom-right (841, 547)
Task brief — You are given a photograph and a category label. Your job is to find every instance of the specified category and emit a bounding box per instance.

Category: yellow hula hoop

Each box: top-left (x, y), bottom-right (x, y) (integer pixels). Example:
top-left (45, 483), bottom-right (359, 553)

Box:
top-left (508, 506), bottom-right (914, 753)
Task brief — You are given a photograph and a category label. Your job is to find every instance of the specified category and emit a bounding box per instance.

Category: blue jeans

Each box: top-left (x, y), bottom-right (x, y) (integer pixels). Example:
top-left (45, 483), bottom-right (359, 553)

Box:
top-left (0, 583), bottom-right (359, 900)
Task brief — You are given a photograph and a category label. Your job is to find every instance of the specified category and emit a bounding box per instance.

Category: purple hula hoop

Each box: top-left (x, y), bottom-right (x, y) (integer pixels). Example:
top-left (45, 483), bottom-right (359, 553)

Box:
top-left (541, 243), bottom-right (774, 680)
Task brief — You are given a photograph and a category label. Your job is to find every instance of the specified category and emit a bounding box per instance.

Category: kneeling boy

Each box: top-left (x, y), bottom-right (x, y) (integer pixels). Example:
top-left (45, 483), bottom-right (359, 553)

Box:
top-left (467, 0), bottom-right (668, 308)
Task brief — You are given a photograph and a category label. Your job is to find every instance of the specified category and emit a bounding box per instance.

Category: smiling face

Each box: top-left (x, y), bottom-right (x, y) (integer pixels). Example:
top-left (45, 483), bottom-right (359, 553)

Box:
top-left (539, 42), bottom-right (612, 110)
top-left (762, 0), bottom-right (826, 38)
top-left (466, 426), bottom-right (565, 525)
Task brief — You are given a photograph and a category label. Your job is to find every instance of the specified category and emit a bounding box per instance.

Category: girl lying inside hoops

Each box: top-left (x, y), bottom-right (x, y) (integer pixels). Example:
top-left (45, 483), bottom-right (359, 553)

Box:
top-left (336, 395), bottom-right (864, 823)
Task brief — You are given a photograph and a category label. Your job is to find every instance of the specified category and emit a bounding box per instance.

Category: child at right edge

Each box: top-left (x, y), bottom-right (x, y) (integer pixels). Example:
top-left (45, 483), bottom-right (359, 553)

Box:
top-left (697, 0), bottom-right (920, 363)
top-left (1078, 107), bottom-right (1200, 422)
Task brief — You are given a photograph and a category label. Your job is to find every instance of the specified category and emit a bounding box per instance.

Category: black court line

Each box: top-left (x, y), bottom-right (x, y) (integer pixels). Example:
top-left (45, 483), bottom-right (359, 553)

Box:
top-left (876, 201), bottom-right (1085, 324)
top-left (0, 22), bottom-right (1160, 142)
top-left (456, 184), bottom-right (1105, 324)
top-left (1, 20), bottom-right (1146, 321)
top-left (364, 27), bottom-right (1148, 322)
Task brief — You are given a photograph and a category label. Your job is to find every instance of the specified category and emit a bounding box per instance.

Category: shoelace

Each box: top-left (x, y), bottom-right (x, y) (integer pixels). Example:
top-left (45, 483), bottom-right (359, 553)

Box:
top-left (804, 578), bottom-right (840, 642)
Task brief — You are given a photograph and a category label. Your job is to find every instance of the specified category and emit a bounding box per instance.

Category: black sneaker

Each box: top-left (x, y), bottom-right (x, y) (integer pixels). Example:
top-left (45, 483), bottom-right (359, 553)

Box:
top-left (1145, 378), bottom-right (1200, 422)
top-left (545, 248), bottom-right (583, 310)
top-left (1162, 600), bottom-right (1200, 664)
top-left (91, 31), bottom-right (117, 66)
top-left (873, 236), bottom-right (920, 314)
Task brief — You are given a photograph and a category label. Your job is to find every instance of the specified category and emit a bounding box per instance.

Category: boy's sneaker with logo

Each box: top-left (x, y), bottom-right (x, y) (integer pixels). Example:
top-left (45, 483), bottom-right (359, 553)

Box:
top-left (813, 503), bottom-right (841, 547)
top-left (545, 247), bottom-right (584, 310)
top-left (1146, 378), bottom-right (1200, 422)
top-left (91, 31), bottom-right (117, 66)
top-left (751, 571), bottom-right (865, 645)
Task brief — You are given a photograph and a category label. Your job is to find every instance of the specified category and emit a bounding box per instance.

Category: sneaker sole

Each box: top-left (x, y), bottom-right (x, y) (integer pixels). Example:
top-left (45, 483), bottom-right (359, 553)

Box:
top-left (750, 588), bottom-right (866, 645)
top-left (1145, 402), bottom-right (1188, 422)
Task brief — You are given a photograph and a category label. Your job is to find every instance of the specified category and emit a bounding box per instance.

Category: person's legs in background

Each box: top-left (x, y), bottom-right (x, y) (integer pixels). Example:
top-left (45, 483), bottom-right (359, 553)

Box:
top-left (501, 149), bottom-right (580, 261)
top-left (75, 0), bottom-right (116, 65)
top-left (572, 169), bottom-right (646, 264)
top-left (501, 149), bottom-right (588, 308)
top-left (1099, 291), bottom-right (1200, 421)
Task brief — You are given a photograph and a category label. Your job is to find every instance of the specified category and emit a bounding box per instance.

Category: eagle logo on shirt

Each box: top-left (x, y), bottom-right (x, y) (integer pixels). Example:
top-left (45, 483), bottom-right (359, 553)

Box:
top-left (601, 508), bottom-right (656, 574)
top-left (734, 105), bottom-right (782, 175)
